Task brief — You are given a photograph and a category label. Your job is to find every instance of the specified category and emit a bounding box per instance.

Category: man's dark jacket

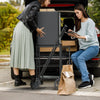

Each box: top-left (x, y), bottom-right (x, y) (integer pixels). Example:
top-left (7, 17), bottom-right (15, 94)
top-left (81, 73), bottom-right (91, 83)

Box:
top-left (17, 1), bottom-right (41, 33)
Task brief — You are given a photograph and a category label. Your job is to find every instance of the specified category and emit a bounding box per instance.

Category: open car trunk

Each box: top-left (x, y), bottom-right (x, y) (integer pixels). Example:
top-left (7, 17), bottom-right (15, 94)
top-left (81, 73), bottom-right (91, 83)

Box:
top-left (46, 0), bottom-right (88, 10)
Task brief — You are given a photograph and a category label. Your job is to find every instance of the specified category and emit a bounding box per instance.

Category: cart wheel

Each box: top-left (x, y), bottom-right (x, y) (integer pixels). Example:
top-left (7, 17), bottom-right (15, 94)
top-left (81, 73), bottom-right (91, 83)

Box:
top-left (31, 78), bottom-right (41, 89)
top-left (54, 77), bottom-right (60, 90)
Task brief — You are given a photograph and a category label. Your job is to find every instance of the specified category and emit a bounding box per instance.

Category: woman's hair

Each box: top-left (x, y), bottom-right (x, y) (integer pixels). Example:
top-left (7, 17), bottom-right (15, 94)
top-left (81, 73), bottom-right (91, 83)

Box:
top-left (38, 0), bottom-right (46, 5)
top-left (24, 0), bottom-right (46, 7)
top-left (24, 0), bottom-right (36, 6)
top-left (74, 4), bottom-right (88, 32)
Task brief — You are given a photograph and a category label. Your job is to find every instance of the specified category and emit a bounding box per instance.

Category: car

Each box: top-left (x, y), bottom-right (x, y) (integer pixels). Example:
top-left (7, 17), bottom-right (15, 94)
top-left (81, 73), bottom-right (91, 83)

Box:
top-left (11, 0), bottom-right (100, 79)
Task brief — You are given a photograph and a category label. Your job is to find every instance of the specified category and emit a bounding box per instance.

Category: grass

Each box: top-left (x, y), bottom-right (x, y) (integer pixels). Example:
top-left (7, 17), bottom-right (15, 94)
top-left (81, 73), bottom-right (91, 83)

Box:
top-left (0, 59), bottom-right (10, 62)
top-left (0, 49), bottom-right (10, 55)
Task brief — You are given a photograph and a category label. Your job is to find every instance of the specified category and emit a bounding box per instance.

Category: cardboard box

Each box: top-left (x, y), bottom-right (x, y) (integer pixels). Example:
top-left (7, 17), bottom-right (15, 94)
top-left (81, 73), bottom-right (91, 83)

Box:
top-left (61, 40), bottom-right (77, 52)
top-left (40, 47), bottom-right (60, 52)
top-left (40, 8), bottom-right (55, 12)
top-left (61, 40), bottom-right (76, 46)
top-left (40, 40), bottom-right (77, 52)
top-left (66, 46), bottom-right (77, 52)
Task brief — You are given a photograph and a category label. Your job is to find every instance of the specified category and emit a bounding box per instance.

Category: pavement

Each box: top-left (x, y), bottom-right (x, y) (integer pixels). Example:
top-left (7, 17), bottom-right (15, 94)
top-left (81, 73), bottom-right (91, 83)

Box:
top-left (0, 55), bottom-right (10, 57)
top-left (0, 55), bottom-right (10, 66)
top-left (0, 91), bottom-right (100, 100)
top-left (0, 55), bottom-right (100, 97)
top-left (0, 76), bottom-right (100, 96)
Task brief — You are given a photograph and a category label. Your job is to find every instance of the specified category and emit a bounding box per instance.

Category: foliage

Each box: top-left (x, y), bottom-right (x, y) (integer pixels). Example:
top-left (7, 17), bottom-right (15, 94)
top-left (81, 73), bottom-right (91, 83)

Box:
top-left (88, 0), bottom-right (100, 30)
top-left (9, 0), bottom-right (21, 6)
top-left (0, 2), bottom-right (20, 51)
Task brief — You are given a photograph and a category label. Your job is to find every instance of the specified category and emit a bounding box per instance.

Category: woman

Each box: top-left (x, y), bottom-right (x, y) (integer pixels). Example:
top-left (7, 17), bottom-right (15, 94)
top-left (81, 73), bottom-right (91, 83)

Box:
top-left (68, 4), bottom-right (99, 89)
top-left (10, 0), bottom-right (50, 89)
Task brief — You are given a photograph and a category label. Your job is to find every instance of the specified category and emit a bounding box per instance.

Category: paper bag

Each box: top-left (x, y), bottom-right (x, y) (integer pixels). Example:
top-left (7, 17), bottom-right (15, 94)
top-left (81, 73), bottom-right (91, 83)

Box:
top-left (57, 65), bottom-right (76, 95)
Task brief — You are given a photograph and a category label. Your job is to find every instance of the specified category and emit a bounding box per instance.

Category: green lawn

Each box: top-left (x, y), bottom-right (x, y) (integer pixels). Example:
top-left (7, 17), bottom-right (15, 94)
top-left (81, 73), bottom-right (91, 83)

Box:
top-left (0, 59), bottom-right (10, 62)
top-left (0, 49), bottom-right (10, 55)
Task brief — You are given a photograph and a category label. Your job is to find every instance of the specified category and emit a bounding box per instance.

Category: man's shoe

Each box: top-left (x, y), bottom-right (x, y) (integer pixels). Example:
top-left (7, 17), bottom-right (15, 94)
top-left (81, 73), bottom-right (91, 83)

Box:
top-left (89, 74), bottom-right (95, 86)
top-left (78, 81), bottom-right (91, 89)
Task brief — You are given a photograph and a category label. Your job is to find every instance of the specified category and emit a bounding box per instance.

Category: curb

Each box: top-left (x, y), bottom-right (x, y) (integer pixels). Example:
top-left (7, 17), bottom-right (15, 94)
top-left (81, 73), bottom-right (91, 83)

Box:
top-left (0, 80), bottom-right (100, 97)
top-left (0, 62), bottom-right (10, 66)
top-left (0, 55), bottom-right (10, 57)
top-left (0, 80), bottom-right (14, 86)
top-left (0, 86), bottom-right (100, 97)
top-left (0, 66), bottom-right (10, 69)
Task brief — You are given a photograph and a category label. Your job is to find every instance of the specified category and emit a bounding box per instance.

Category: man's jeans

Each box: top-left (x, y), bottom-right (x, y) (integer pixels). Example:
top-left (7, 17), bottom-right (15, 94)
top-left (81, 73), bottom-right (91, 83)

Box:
top-left (71, 46), bottom-right (99, 82)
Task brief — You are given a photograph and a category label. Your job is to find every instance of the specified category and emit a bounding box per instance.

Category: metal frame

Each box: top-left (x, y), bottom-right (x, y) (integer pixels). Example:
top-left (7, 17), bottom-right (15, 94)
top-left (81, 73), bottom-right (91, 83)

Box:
top-left (34, 25), bottom-right (68, 89)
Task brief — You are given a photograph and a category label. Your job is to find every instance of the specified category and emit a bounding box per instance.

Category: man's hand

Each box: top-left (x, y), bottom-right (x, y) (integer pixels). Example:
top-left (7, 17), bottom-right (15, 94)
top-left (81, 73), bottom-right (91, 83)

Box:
top-left (36, 27), bottom-right (45, 37)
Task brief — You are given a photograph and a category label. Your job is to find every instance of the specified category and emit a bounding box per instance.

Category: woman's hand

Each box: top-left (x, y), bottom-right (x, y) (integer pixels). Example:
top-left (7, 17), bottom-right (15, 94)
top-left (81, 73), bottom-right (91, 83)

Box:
top-left (68, 29), bottom-right (73, 32)
top-left (67, 33), bottom-right (75, 37)
top-left (67, 29), bottom-right (86, 40)
top-left (67, 29), bottom-right (76, 37)
top-left (74, 34), bottom-right (86, 40)
top-left (36, 27), bottom-right (45, 37)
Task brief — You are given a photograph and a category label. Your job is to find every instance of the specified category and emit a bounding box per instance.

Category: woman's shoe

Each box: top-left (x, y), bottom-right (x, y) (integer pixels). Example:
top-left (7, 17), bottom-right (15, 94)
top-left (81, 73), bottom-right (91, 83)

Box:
top-left (14, 75), bottom-right (26, 86)
top-left (89, 74), bottom-right (95, 86)
top-left (30, 75), bottom-right (36, 89)
top-left (78, 81), bottom-right (91, 89)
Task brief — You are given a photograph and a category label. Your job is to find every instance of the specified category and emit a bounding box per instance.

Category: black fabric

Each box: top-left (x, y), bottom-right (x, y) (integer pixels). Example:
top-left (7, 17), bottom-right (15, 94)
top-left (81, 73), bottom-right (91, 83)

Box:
top-left (32, 30), bottom-right (37, 56)
top-left (17, 1), bottom-right (41, 33)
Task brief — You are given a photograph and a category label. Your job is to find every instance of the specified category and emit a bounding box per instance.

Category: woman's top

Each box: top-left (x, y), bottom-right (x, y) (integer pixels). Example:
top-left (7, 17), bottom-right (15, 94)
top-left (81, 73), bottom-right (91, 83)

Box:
top-left (76, 18), bottom-right (99, 50)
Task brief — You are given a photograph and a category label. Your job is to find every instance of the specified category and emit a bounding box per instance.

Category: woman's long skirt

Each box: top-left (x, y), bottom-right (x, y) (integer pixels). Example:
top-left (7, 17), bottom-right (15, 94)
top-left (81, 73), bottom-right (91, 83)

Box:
top-left (10, 21), bottom-right (35, 69)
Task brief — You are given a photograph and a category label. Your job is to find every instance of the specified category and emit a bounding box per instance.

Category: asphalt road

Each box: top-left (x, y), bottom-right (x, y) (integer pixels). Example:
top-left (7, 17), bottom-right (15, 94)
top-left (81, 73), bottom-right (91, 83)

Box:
top-left (0, 67), bottom-right (12, 83)
top-left (0, 91), bottom-right (100, 100)
top-left (0, 66), bottom-right (100, 98)
top-left (0, 54), bottom-right (100, 98)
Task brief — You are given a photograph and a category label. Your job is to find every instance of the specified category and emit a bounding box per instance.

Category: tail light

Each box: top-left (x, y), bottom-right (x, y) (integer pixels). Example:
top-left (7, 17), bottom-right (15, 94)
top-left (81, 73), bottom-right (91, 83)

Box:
top-left (97, 34), bottom-right (100, 37)
top-left (48, 4), bottom-right (75, 7)
top-left (92, 58), bottom-right (100, 61)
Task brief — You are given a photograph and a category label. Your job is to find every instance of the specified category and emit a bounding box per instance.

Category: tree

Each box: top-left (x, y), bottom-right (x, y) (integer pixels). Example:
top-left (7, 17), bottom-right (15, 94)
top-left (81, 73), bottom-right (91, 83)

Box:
top-left (88, 0), bottom-right (92, 2)
top-left (88, 0), bottom-right (100, 29)
top-left (0, 2), bottom-right (20, 51)
top-left (9, 0), bottom-right (21, 6)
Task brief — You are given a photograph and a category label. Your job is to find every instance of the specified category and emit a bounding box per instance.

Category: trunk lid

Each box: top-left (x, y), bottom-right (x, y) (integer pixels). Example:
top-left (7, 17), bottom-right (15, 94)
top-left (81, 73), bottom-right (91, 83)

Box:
top-left (47, 0), bottom-right (88, 10)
